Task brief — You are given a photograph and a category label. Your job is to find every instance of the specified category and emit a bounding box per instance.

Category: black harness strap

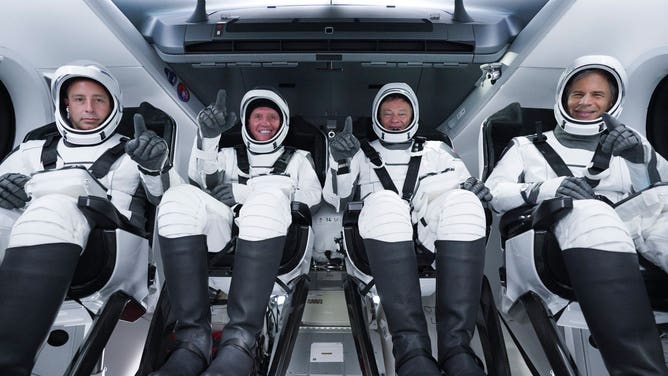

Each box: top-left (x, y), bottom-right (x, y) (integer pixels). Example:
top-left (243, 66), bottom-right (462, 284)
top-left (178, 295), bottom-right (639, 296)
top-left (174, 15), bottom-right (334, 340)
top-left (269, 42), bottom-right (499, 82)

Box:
top-left (402, 138), bottom-right (426, 201)
top-left (528, 133), bottom-right (573, 178)
top-left (40, 135), bottom-right (128, 179)
top-left (234, 145), bottom-right (250, 185)
top-left (234, 145), bottom-right (297, 184)
top-left (89, 139), bottom-right (128, 179)
top-left (360, 138), bottom-right (425, 201)
top-left (271, 147), bottom-right (297, 175)
top-left (40, 134), bottom-right (61, 170)
top-left (360, 139), bottom-right (398, 193)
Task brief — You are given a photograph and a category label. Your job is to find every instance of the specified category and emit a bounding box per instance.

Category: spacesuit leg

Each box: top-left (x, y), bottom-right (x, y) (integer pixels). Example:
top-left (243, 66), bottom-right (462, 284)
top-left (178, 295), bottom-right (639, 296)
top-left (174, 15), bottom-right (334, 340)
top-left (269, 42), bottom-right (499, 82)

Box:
top-left (641, 212), bottom-right (668, 272)
top-left (556, 199), bottom-right (667, 375)
top-left (427, 190), bottom-right (487, 376)
top-left (0, 208), bottom-right (21, 262)
top-left (151, 184), bottom-right (235, 375)
top-left (359, 190), bottom-right (440, 376)
top-left (0, 195), bottom-right (89, 374)
top-left (203, 189), bottom-right (292, 376)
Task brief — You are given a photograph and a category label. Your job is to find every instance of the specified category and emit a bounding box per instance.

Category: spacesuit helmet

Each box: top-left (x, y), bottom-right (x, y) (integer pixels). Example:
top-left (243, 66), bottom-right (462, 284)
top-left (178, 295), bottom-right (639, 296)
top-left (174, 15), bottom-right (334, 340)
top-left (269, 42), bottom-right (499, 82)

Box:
top-left (554, 55), bottom-right (627, 136)
top-left (240, 88), bottom-right (290, 154)
top-left (371, 82), bottom-right (419, 143)
top-left (52, 60), bottom-right (122, 146)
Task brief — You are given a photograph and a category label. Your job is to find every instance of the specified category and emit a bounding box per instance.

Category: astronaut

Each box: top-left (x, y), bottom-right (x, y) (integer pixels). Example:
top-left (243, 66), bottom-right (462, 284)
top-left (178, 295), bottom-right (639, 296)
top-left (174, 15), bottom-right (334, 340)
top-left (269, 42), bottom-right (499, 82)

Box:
top-left (0, 61), bottom-right (171, 374)
top-left (486, 55), bottom-right (668, 375)
top-left (152, 88), bottom-right (321, 376)
top-left (324, 82), bottom-right (491, 376)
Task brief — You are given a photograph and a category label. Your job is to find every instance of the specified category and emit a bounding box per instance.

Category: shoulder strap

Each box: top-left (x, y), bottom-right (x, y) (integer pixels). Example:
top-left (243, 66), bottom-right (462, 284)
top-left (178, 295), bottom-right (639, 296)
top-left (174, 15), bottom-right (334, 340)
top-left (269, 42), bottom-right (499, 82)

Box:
top-left (401, 137), bottom-right (425, 201)
top-left (40, 134), bottom-right (62, 170)
top-left (271, 147), bottom-right (296, 175)
top-left (89, 138), bottom-right (129, 179)
top-left (359, 139), bottom-right (399, 194)
top-left (528, 134), bottom-right (573, 178)
top-left (234, 144), bottom-right (250, 185)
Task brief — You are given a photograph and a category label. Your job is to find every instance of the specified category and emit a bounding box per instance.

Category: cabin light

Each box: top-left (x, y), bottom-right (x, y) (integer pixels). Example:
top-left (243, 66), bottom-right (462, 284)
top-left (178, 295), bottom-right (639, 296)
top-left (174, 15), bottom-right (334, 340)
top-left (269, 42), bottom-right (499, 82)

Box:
top-left (372, 295), bottom-right (380, 305)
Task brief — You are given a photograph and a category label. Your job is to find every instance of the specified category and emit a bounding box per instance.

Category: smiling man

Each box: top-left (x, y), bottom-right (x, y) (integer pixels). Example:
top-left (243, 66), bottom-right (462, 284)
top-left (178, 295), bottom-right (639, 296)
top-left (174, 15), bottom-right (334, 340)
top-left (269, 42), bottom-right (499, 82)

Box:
top-left (486, 55), bottom-right (668, 375)
top-left (152, 87), bottom-right (321, 376)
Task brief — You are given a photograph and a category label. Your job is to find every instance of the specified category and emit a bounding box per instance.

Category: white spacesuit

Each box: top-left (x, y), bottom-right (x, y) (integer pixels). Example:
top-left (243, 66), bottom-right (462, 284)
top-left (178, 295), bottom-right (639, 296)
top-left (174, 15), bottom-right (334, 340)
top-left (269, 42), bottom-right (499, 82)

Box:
top-left (152, 88), bottom-right (321, 376)
top-left (324, 83), bottom-right (490, 376)
top-left (486, 55), bottom-right (668, 375)
top-left (0, 61), bottom-right (172, 375)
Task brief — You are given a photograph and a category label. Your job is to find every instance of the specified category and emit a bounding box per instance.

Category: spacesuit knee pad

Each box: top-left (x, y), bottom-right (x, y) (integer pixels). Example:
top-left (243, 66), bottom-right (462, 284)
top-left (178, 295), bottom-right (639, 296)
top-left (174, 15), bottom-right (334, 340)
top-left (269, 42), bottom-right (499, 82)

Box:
top-left (359, 190), bottom-right (413, 242)
top-left (555, 199), bottom-right (635, 253)
top-left (434, 189), bottom-right (486, 241)
top-left (9, 194), bottom-right (90, 248)
top-left (157, 184), bottom-right (210, 238)
top-left (237, 190), bottom-right (292, 241)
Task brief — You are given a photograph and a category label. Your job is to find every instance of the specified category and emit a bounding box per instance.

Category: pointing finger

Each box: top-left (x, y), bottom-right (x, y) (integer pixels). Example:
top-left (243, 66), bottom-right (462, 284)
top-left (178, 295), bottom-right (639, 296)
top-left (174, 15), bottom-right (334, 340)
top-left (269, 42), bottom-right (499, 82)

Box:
top-left (133, 113), bottom-right (147, 138)
top-left (215, 89), bottom-right (227, 110)
top-left (343, 116), bottom-right (353, 134)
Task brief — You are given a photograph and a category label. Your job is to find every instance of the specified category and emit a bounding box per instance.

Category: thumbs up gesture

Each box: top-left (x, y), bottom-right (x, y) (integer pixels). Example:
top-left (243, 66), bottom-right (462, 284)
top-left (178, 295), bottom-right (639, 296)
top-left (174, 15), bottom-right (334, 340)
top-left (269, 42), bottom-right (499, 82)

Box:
top-left (125, 113), bottom-right (169, 173)
top-left (330, 116), bottom-right (360, 161)
top-left (197, 89), bottom-right (238, 139)
top-left (599, 113), bottom-right (644, 163)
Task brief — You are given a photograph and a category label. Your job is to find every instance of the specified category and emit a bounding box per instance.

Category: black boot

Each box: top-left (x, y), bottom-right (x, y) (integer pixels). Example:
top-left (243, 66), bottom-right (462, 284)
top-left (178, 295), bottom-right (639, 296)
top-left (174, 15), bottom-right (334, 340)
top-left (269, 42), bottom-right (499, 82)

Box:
top-left (0, 243), bottom-right (81, 376)
top-left (435, 238), bottom-right (486, 376)
top-left (364, 239), bottom-right (441, 376)
top-left (563, 248), bottom-right (668, 376)
top-left (202, 236), bottom-right (285, 376)
top-left (151, 235), bottom-right (211, 376)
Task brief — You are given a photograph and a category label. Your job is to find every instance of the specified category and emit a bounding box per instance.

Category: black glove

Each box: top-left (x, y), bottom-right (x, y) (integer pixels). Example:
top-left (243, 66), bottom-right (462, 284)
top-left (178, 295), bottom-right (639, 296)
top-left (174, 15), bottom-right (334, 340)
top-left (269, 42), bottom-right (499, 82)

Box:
top-left (461, 176), bottom-right (493, 203)
top-left (125, 113), bottom-right (169, 173)
top-left (330, 116), bottom-right (360, 161)
top-left (197, 89), bottom-right (238, 139)
top-left (211, 183), bottom-right (236, 206)
top-left (0, 173), bottom-right (30, 209)
top-left (556, 177), bottom-right (595, 200)
top-left (600, 113), bottom-right (644, 163)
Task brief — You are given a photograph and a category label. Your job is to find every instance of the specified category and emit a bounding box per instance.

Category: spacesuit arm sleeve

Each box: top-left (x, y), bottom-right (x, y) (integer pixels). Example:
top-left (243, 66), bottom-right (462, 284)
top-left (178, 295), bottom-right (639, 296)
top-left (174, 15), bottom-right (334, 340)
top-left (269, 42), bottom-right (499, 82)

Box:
top-left (140, 167), bottom-right (183, 205)
top-left (187, 135), bottom-right (223, 189)
top-left (626, 135), bottom-right (668, 190)
top-left (293, 153), bottom-right (323, 209)
top-left (323, 150), bottom-right (361, 212)
top-left (0, 144), bottom-right (33, 176)
top-left (486, 141), bottom-right (537, 213)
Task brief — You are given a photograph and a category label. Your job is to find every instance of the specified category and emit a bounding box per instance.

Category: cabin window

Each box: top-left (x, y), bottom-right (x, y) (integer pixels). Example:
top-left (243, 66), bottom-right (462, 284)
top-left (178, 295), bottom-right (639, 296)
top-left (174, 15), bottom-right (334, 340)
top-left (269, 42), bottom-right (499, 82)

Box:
top-left (0, 80), bottom-right (16, 160)
top-left (647, 74), bottom-right (668, 159)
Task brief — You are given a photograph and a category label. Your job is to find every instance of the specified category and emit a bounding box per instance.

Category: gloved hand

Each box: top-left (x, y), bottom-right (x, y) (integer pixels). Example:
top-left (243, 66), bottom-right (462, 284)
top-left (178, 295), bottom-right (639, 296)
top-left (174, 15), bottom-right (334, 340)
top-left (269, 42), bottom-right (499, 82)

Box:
top-left (211, 183), bottom-right (236, 206)
top-left (330, 116), bottom-right (360, 161)
top-left (600, 113), bottom-right (644, 163)
top-left (125, 113), bottom-right (169, 173)
top-left (197, 89), bottom-right (238, 139)
top-left (555, 177), bottom-right (595, 200)
top-left (0, 173), bottom-right (30, 209)
top-left (461, 177), bottom-right (493, 203)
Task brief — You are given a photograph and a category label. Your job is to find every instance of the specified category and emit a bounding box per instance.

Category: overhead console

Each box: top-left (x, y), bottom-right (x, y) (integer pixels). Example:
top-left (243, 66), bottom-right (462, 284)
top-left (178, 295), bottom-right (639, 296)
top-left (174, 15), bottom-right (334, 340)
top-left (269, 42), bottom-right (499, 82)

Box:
top-left (142, 4), bottom-right (523, 65)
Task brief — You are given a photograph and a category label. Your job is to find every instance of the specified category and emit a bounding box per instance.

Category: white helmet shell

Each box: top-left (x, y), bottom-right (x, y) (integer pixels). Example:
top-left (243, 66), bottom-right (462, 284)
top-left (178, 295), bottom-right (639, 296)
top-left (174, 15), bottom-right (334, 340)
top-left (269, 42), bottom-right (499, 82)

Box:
top-left (554, 55), bottom-right (627, 136)
top-left (52, 61), bottom-right (122, 145)
top-left (240, 88), bottom-right (290, 154)
top-left (371, 82), bottom-right (419, 143)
